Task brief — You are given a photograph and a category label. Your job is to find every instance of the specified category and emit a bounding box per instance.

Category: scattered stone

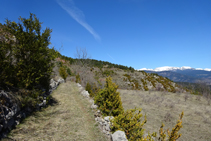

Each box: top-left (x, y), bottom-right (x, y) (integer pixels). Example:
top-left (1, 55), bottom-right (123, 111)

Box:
top-left (104, 116), bottom-right (114, 122)
top-left (91, 103), bottom-right (98, 109)
top-left (81, 90), bottom-right (89, 98)
top-left (112, 130), bottom-right (128, 141)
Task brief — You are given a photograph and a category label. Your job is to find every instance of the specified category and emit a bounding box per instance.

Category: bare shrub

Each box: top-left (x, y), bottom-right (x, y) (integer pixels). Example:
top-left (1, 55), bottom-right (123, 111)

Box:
top-left (195, 96), bottom-right (201, 101)
top-left (156, 83), bottom-right (163, 91)
top-left (164, 112), bottom-right (172, 122)
top-left (160, 98), bottom-right (164, 103)
top-left (169, 103), bottom-right (175, 109)
top-left (184, 94), bottom-right (189, 102)
top-left (177, 99), bottom-right (180, 104)
top-left (203, 118), bottom-right (210, 124)
top-left (194, 111), bottom-right (202, 116)
top-left (207, 98), bottom-right (211, 105)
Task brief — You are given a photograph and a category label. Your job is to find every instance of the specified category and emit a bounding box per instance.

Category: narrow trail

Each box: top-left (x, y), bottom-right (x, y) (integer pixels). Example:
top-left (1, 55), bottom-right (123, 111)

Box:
top-left (6, 81), bottom-right (108, 141)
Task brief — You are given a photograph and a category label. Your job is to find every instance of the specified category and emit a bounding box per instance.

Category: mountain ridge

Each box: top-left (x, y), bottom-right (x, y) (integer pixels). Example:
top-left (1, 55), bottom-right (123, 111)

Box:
top-left (139, 66), bottom-right (211, 72)
top-left (140, 66), bottom-right (211, 85)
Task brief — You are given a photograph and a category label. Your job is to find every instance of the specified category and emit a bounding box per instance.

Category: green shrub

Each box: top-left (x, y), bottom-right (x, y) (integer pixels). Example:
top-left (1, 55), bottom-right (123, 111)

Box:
top-left (59, 67), bottom-right (68, 82)
top-left (75, 73), bottom-right (81, 83)
top-left (111, 108), bottom-right (156, 141)
top-left (0, 13), bottom-right (57, 90)
top-left (102, 69), bottom-right (114, 76)
top-left (86, 82), bottom-right (92, 94)
top-left (18, 89), bottom-right (42, 108)
top-left (94, 76), bottom-right (124, 116)
top-left (67, 68), bottom-right (72, 76)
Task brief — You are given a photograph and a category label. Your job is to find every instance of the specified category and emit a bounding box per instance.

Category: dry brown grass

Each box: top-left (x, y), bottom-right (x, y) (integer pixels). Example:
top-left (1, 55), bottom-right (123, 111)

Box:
top-left (7, 81), bottom-right (108, 141)
top-left (118, 89), bottom-right (211, 141)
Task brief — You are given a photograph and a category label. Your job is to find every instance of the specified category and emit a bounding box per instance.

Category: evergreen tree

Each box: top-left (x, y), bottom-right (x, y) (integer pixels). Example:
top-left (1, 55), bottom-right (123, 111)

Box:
top-left (0, 13), bottom-right (57, 90)
top-left (94, 76), bottom-right (124, 116)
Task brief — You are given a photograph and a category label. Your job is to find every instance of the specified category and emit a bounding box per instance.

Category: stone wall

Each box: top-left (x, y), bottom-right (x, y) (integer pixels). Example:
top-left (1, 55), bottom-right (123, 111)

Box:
top-left (76, 83), bottom-right (128, 141)
top-left (0, 78), bottom-right (64, 139)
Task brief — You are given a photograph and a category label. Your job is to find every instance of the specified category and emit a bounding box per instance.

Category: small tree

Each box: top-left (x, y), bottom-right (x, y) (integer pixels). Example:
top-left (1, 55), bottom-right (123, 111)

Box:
top-left (111, 108), bottom-right (149, 140)
top-left (0, 13), bottom-right (57, 90)
top-left (67, 68), bottom-right (72, 76)
top-left (85, 82), bottom-right (92, 94)
top-left (75, 73), bottom-right (81, 83)
top-left (94, 76), bottom-right (124, 116)
top-left (59, 67), bottom-right (68, 82)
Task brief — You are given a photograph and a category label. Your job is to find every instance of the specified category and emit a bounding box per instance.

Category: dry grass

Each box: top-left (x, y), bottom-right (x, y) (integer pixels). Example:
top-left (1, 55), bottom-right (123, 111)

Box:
top-left (7, 81), bottom-right (108, 141)
top-left (118, 89), bottom-right (211, 141)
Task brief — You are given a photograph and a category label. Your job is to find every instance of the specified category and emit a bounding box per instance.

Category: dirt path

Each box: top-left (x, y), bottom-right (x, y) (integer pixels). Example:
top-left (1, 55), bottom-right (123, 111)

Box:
top-left (6, 81), bottom-right (108, 141)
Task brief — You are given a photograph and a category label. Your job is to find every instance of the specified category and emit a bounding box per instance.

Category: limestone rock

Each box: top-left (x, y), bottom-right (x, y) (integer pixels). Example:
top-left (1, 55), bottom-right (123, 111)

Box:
top-left (112, 130), bottom-right (128, 141)
top-left (104, 116), bottom-right (114, 122)
top-left (57, 78), bottom-right (64, 84)
top-left (91, 103), bottom-right (98, 109)
top-left (81, 90), bottom-right (89, 98)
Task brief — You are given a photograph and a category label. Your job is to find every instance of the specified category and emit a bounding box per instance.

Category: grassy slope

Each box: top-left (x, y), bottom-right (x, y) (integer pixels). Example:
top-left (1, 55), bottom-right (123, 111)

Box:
top-left (6, 81), bottom-right (108, 141)
top-left (119, 89), bottom-right (211, 141)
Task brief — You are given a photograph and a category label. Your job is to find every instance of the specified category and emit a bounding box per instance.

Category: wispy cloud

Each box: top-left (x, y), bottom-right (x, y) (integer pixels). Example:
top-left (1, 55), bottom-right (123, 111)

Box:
top-left (107, 54), bottom-right (115, 61)
top-left (57, 0), bottom-right (101, 41)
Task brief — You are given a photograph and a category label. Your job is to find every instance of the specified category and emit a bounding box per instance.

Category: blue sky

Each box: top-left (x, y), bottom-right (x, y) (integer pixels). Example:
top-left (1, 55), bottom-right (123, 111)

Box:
top-left (1, 0), bottom-right (211, 70)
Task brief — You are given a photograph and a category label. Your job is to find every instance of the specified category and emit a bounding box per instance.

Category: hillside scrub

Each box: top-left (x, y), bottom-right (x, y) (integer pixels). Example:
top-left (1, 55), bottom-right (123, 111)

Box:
top-left (119, 89), bottom-right (211, 140)
top-left (93, 78), bottom-right (184, 141)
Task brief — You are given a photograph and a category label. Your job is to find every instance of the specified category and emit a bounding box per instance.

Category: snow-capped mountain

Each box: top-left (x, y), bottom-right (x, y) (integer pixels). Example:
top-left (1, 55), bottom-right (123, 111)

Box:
top-left (139, 66), bottom-right (211, 72)
top-left (139, 66), bottom-right (211, 84)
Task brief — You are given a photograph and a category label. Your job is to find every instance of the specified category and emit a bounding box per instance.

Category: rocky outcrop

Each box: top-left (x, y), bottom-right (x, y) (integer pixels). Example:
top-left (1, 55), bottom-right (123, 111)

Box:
top-left (0, 78), bottom-right (64, 139)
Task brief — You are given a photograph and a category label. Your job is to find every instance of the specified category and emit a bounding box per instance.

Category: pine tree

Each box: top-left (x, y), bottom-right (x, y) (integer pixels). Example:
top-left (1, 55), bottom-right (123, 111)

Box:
top-left (94, 76), bottom-right (124, 116)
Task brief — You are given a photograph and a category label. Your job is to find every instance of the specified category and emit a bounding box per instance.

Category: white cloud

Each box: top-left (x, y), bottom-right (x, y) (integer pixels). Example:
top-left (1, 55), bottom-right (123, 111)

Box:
top-left (57, 0), bottom-right (101, 41)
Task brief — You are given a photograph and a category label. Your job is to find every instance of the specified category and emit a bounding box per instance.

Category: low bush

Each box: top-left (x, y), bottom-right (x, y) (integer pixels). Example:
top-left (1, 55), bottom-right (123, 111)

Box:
top-left (94, 77), bottom-right (124, 116)
top-left (59, 67), bottom-right (68, 82)
top-left (67, 68), bottom-right (72, 76)
top-left (75, 73), bottom-right (81, 83)
top-left (85, 82), bottom-right (92, 94)
top-left (111, 108), bottom-right (154, 141)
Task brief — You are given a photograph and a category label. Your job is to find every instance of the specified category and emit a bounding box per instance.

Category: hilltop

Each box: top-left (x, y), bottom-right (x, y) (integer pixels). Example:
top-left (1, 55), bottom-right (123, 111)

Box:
top-left (56, 53), bottom-right (189, 94)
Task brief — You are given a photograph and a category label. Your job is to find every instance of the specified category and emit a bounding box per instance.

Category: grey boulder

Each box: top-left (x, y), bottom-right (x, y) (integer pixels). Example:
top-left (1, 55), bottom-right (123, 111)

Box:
top-left (112, 130), bottom-right (128, 141)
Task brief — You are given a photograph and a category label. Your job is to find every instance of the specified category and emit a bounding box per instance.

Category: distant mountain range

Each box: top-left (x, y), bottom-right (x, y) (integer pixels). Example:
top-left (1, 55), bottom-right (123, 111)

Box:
top-left (139, 66), bottom-right (211, 85)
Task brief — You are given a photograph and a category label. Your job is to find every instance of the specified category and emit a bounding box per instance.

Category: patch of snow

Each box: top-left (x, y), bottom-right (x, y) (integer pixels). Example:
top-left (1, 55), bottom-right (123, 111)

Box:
top-left (139, 66), bottom-right (211, 72)
top-left (204, 68), bottom-right (211, 71)
top-left (196, 68), bottom-right (203, 70)
top-left (138, 68), bottom-right (153, 71)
